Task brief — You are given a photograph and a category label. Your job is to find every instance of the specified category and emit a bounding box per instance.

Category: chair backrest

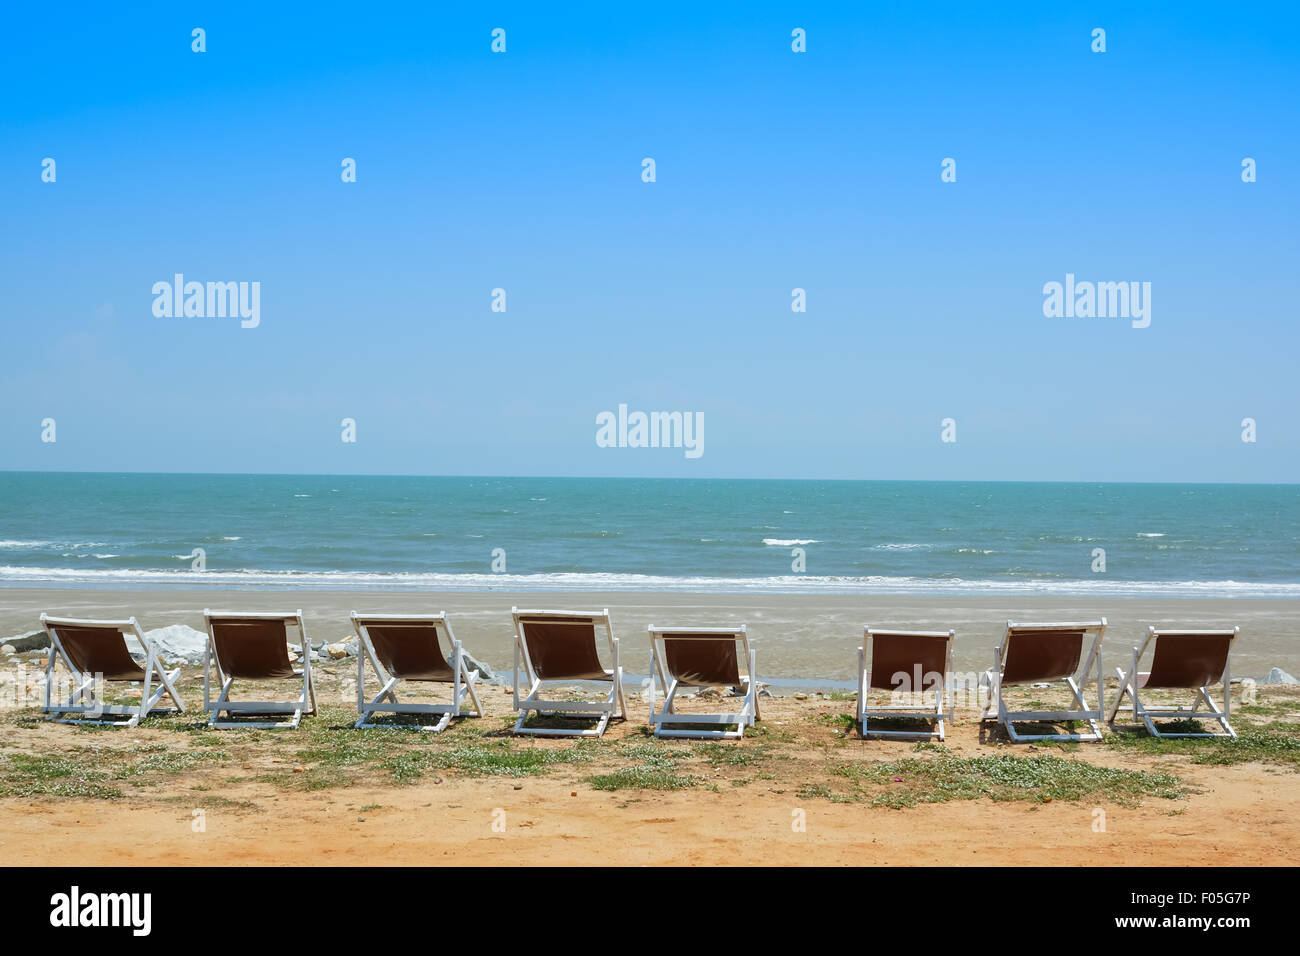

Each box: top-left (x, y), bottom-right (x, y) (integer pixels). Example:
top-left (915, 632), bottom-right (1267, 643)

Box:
top-left (42, 615), bottom-right (145, 681)
top-left (352, 614), bottom-right (454, 681)
top-left (513, 610), bottom-right (610, 681)
top-left (866, 629), bottom-right (953, 692)
top-left (1000, 620), bottom-right (1105, 684)
top-left (205, 611), bottom-right (300, 679)
top-left (651, 628), bottom-right (746, 687)
top-left (1144, 628), bottom-right (1237, 689)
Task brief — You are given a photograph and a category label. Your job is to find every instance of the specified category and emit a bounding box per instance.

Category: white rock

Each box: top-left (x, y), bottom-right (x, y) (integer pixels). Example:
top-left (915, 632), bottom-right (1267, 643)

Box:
top-left (1260, 667), bottom-right (1298, 685)
top-left (326, 643), bottom-right (350, 660)
top-left (4, 630), bottom-right (49, 653)
top-left (460, 649), bottom-right (495, 681)
top-left (1, 645), bottom-right (14, 656)
top-left (126, 624), bottom-right (209, 666)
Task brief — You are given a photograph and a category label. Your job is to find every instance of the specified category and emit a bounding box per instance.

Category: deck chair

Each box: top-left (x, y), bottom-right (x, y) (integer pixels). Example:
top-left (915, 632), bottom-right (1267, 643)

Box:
top-left (40, 614), bottom-right (186, 727)
top-left (203, 609), bottom-right (316, 729)
top-left (648, 626), bottom-right (760, 739)
top-left (980, 619), bottom-right (1106, 742)
top-left (351, 612), bottom-right (484, 731)
top-left (1106, 627), bottom-right (1238, 739)
top-left (511, 608), bottom-right (627, 737)
top-left (858, 627), bottom-right (955, 740)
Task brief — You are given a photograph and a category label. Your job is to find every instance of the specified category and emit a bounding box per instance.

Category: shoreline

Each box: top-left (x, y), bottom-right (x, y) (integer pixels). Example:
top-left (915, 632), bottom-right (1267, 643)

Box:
top-left (3, 574), bottom-right (1298, 600)
top-left (3, 586), bottom-right (1297, 683)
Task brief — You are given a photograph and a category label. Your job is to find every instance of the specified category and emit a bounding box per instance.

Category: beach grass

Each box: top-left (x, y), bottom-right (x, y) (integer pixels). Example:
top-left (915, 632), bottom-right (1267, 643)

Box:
top-left (827, 753), bottom-right (1188, 809)
top-left (1104, 723), bottom-right (1300, 769)
top-left (1, 676), bottom-right (1295, 807)
top-left (586, 743), bottom-right (698, 791)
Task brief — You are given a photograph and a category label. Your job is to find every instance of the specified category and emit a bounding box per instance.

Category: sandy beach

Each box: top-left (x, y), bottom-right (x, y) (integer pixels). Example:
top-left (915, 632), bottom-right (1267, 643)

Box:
top-left (0, 651), bottom-right (1297, 867)
top-left (2, 586), bottom-right (1297, 868)
top-left (2, 587), bottom-right (1296, 685)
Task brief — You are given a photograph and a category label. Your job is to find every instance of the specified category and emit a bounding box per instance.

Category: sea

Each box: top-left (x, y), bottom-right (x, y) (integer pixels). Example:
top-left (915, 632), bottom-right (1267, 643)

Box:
top-left (1, 473), bottom-right (1297, 597)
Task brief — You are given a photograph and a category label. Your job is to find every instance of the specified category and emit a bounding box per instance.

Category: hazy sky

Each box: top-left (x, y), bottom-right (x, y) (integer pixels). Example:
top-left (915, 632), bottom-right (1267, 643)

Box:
top-left (2, 2), bottom-right (1296, 481)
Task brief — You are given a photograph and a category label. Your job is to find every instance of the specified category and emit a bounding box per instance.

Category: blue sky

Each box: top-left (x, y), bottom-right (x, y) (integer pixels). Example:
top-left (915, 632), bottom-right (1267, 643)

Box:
top-left (1, 1), bottom-right (1296, 481)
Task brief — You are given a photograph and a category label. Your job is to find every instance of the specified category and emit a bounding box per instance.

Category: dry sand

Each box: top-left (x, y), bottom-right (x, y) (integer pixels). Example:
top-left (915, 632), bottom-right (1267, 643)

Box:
top-left (2, 586), bottom-right (1297, 867)
top-left (0, 687), bottom-right (1297, 867)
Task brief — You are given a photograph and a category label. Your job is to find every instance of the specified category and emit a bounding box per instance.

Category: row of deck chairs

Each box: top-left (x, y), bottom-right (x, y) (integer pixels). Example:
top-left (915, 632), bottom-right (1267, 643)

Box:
top-left (870, 619), bottom-right (1239, 742)
top-left (36, 610), bottom-right (1240, 741)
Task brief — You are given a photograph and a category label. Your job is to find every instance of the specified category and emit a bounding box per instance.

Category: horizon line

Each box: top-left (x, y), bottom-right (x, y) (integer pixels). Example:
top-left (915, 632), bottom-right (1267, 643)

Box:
top-left (0, 469), bottom-right (1296, 487)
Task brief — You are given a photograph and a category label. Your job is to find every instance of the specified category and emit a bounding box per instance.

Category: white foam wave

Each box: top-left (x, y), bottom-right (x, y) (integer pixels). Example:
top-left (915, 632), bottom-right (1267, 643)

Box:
top-left (763, 538), bottom-right (818, 546)
top-left (1, 565), bottom-right (1297, 598)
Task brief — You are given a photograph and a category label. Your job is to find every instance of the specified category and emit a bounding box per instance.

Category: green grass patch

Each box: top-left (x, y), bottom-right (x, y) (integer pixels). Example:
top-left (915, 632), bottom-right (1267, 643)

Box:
top-left (697, 742), bottom-right (777, 767)
top-left (824, 753), bottom-right (1186, 808)
top-left (1106, 725), bottom-right (1300, 769)
top-left (0, 753), bottom-right (123, 799)
top-left (586, 742), bottom-right (698, 791)
top-left (382, 739), bottom-right (598, 783)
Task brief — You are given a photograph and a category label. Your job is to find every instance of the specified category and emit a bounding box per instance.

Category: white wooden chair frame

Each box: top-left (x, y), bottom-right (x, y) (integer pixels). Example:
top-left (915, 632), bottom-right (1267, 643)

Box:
top-left (511, 607), bottom-right (627, 737)
top-left (203, 609), bottom-right (316, 729)
top-left (857, 628), bottom-right (955, 741)
top-left (1106, 626), bottom-right (1238, 739)
top-left (351, 611), bottom-right (483, 732)
top-left (980, 619), bottom-right (1107, 743)
top-left (647, 626), bottom-right (760, 740)
top-left (40, 614), bottom-right (186, 727)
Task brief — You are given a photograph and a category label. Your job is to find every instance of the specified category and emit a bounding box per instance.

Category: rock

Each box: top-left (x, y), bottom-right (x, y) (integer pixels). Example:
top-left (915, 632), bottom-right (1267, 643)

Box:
top-left (126, 624), bottom-right (208, 666)
top-left (793, 692), bottom-right (808, 700)
top-left (4, 630), bottom-right (49, 653)
top-left (1260, 667), bottom-right (1298, 685)
top-left (0, 645), bottom-right (14, 656)
top-left (460, 649), bottom-right (495, 681)
top-left (326, 643), bottom-right (351, 660)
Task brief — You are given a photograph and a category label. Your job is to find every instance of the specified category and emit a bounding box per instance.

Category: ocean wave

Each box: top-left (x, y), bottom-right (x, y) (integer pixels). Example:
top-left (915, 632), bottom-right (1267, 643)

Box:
top-left (763, 538), bottom-right (818, 546)
top-left (870, 543), bottom-right (933, 551)
top-left (1, 565), bottom-right (1297, 598)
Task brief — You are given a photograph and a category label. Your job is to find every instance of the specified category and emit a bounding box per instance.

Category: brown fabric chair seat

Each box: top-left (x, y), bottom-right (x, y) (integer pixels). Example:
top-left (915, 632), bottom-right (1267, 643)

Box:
top-left (210, 620), bottom-right (298, 679)
top-left (50, 624), bottom-right (146, 681)
top-left (364, 622), bottom-right (455, 681)
top-left (664, 635), bottom-right (741, 687)
top-left (1144, 633), bottom-right (1233, 688)
top-left (868, 632), bottom-right (949, 692)
top-left (1000, 629), bottom-right (1086, 684)
top-left (519, 617), bottom-right (611, 681)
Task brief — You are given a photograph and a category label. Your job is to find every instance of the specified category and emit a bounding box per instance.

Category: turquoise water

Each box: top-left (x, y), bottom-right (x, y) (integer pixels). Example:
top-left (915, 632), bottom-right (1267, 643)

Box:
top-left (1, 473), bottom-right (1297, 596)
